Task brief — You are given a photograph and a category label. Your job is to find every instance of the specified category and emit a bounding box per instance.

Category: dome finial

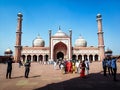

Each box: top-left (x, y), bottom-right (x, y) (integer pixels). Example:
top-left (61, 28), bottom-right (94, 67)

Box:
top-left (59, 25), bottom-right (61, 30)
top-left (38, 33), bottom-right (40, 36)
top-left (79, 34), bottom-right (83, 39)
top-left (36, 33), bottom-right (41, 39)
top-left (80, 34), bottom-right (82, 37)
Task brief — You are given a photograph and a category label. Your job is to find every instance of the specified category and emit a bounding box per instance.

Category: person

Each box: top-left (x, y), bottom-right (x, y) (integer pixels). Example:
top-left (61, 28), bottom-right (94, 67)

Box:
top-left (85, 59), bottom-right (90, 75)
top-left (72, 62), bottom-right (76, 74)
top-left (106, 57), bottom-right (113, 75)
top-left (6, 57), bottom-right (13, 79)
top-left (102, 58), bottom-right (107, 76)
top-left (111, 56), bottom-right (120, 81)
top-left (66, 60), bottom-right (72, 73)
top-left (80, 60), bottom-right (86, 78)
top-left (53, 60), bottom-right (57, 69)
top-left (75, 60), bottom-right (80, 73)
top-left (24, 59), bottom-right (31, 78)
top-left (60, 61), bottom-right (66, 74)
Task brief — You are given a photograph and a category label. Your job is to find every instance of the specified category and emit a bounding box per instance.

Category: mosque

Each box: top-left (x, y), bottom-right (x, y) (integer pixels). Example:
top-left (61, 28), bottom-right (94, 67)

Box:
top-left (14, 13), bottom-right (105, 63)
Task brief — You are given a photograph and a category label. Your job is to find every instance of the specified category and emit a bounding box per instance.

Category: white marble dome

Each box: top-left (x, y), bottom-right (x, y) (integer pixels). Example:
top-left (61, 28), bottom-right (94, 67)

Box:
top-left (4, 48), bottom-right (13, 54)
top-left (54, 28), bottom-right (68, 37)
top-left (75, 35), bottom-right (87, 47)
top-left (33, 35), bottom-right (45, 47)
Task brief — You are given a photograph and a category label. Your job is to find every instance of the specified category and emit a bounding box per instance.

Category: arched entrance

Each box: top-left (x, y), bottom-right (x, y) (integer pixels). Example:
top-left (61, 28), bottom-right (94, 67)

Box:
top-left (33, 55), bottom-right (37, 62)
top-left (95, 54), bottom-right (99, 61)
top-left (27, 55), bottom-right (31, 61)
top-left (78, 55), bottom-right (82, 60)
top-left (53, 42), bottom-right (67, 60)
top-left (57, 52), bottom-right (64, 60)
top-left (72, 55), bottom-right (76, 60)
top-left (21, 55), bottom-right (26, 62)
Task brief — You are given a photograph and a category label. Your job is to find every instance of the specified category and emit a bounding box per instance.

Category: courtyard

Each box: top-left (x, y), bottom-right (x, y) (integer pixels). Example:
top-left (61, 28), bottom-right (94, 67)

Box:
top-left (0, 61), bottom-right (120, 90)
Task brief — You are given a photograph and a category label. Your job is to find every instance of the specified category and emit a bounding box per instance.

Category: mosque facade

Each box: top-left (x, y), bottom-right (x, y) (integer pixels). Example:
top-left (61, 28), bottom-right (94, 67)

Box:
top-left (14, 13), bottom-right (105, 63)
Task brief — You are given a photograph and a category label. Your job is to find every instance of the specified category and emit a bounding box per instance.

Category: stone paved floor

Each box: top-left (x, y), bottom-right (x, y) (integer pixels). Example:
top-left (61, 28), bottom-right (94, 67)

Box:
top-left (0, 62), bottom-right (120, 90)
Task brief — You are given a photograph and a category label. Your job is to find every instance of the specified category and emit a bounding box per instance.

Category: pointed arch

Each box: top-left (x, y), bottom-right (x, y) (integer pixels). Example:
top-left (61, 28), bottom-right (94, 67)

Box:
top-left (72, 54), bottom-right (76, 60)
top-left (95, 54), bottom-right (99, 61)
top-left (89, 55), bottom-right (93, 62)
top-left (78, 55), bottom-right (82, 60)
top-left (33, 55), bottom-right (37, 62)
top-left (53, 42), bottom-right (67, 60)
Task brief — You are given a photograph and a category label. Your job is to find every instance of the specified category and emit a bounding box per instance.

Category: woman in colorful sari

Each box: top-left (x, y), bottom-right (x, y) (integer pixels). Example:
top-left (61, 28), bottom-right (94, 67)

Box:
top-left (66, 60), bottom-right (72, 73)
top-left (80, 60), bottom-right (86, 78)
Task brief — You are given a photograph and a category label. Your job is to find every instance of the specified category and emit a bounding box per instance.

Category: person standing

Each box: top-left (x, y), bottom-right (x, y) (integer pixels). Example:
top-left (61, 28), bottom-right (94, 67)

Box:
top-left (6, 57), bottom-right (13, 79)
top-left (107, 57), bottom-right (113, 75)
top-left (111, 56), bottom-right (120, 81)
top-left (53, 60), bottom-right (57, 69)
top-left (85, 59), bottom-right (90, 75)
top-left (75, 60), bottom-right (80, 73)
top-left (66, 60), bottom-right (72, 73)
top-left (60, 61), bottom-right (66, 74)
top-left (102, 58), bottom-right (107, 76)
top-left (72, 62), bottom-right (76, 74)
top-left (80, 60), bottom-right (86, 78)
top-left (24, 59), bottom-right (31, 78)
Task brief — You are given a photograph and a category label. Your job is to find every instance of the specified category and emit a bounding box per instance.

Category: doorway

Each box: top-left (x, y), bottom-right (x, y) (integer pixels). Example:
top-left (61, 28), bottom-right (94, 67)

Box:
top-left (57, 52), bottom-right (64, 60)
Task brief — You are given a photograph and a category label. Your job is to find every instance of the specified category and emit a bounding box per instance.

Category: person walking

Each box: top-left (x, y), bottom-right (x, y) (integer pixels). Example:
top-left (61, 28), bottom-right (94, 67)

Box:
top-left (6, 57), bottom-right (13, 79)
top-left (24, 59), bottom-right (31, 78)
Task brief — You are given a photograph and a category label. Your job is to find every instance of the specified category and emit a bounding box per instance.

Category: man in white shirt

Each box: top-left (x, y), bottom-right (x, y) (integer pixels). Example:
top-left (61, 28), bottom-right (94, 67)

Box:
top-left (85, 59), bottom-right (90, 75)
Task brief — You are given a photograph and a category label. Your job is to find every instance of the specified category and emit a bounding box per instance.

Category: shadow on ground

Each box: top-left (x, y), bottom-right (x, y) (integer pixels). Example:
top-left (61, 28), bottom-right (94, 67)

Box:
top-left (11, 75), bottom-right (41, 79)
top-left (29, 75), bottom-right (41, 78)
top-left (34, 72), bottom-right (120, 90)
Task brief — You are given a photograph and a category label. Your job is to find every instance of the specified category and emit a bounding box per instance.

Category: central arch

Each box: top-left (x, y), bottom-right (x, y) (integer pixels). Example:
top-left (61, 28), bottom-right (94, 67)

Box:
top-left (53, 42), bottom-right (67, 60)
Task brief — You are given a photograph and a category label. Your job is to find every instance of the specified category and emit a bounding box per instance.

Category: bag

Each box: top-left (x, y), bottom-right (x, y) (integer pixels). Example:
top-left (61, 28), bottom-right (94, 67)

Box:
top-left (24, 62), bottom-right (29, 66)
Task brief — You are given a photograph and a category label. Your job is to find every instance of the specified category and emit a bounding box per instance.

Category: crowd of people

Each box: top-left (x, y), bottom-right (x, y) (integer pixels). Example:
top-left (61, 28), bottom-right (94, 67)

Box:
top-left (53, 59), bottom-right (90, 78)
top-left (102, 56), bottom-right (120, 81)
top-left (6, 57), bottom-right (90, 79)
top-left (5, 55), bottom-right (120, 81)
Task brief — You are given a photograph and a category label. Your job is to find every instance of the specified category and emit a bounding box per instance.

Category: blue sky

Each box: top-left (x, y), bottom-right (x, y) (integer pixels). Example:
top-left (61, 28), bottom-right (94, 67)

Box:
top-left (0, 0), bottom-right (120, 55)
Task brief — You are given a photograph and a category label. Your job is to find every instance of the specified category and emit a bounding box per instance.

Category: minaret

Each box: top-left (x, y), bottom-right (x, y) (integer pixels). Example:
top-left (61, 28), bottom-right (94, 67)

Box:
top-left (69, 29), bottom-right (72, 60)
top-left (96, 14), bottom-right (105, 61)
top-left (49, 30), bottom-right (52, 60)
top-left (14, 13), bottom-right (23, 62)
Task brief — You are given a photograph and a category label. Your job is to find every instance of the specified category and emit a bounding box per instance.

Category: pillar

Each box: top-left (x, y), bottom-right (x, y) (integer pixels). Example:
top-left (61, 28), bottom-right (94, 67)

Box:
top-left (37, 55), bottom-right (39, 62)
top-left (31, 55), bottom-right (33, 62)
top-left (93, 55), bottom-right (95, 61)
